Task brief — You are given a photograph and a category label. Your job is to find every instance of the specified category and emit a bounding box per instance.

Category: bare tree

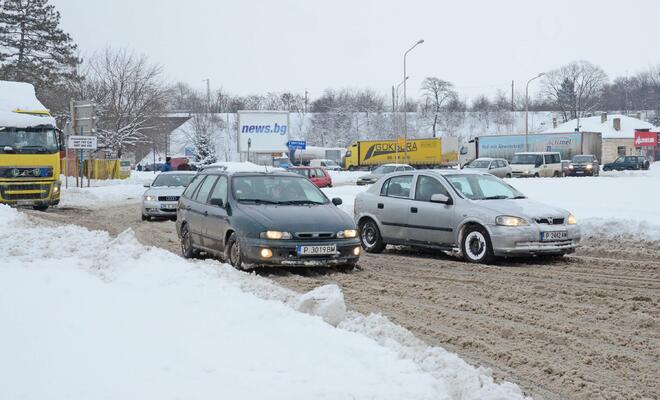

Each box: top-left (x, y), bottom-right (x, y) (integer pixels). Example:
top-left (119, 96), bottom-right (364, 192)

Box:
top-left (543, 60), bottom-right (608, 122)
top-left (420, 77), bottom-right (457, 137)
top-left (82, 48), bottom-right (168, 158)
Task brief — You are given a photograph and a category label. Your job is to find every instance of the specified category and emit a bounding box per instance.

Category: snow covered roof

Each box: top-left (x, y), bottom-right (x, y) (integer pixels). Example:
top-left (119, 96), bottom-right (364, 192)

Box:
top-left (0, 80), bottom-right (56, 128)
top-left (543, 114), bottom-right (655, 139)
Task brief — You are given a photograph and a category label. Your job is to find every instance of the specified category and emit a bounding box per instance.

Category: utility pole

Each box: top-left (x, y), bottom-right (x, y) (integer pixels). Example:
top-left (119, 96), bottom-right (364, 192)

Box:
top-left (525, 73), bottom-right (545, 151)
top-left (304, 89), bottom-right (309, 114)
top-left (391, 85), bottom-right (396, 137)
top-left (403, 39), bottom-right (424, 161)
top-left (203, 78), bottom-right (211, 112)
top-left (511, 80), bottom-right (515, 111)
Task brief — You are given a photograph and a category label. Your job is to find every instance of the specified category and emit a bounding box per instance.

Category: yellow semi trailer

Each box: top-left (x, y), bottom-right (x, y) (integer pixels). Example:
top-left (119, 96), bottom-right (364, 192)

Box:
top-left (0, 81), bottom-right (62, 210)
top-left (343, 137), bottom-right (458, 170)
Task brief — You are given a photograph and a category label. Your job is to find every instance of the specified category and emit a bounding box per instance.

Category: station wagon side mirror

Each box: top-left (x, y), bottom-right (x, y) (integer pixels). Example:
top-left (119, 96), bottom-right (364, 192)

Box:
top-left (332, 197), bottom-right (343, 206)
top-left (209, 198), bottom-right (224, 207)
top-left (430, 193), bottom-right (452, 205)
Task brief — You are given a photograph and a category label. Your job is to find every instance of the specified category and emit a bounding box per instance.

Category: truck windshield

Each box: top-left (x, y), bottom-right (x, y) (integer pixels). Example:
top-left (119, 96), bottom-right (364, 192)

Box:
top-left (0, 128), bottom-right (59, 154)
top-left (511, 154), bottom-right (541, 165)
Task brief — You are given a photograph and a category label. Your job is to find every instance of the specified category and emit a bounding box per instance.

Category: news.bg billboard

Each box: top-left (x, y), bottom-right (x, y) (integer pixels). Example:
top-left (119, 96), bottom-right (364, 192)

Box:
top-left (237, 111), bottom-right (290, 153)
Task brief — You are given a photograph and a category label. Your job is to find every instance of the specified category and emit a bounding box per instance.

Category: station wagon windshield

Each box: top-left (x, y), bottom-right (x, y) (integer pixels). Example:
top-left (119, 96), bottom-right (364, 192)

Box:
top-left (445, 174), bottom-right (524, 200)
top-left (232, 175), bottom-right (328, 205)
top-left (511, 154), bottom-right (541, 165)
top-left (151, 174), bottom-right (195, 187)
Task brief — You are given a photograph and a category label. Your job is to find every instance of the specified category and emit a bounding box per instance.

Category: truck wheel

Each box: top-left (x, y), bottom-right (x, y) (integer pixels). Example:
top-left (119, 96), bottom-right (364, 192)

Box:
top-left (32, 205), bottom-right (48, 211)
top-left (348, 166), bottom-right (355, 171)
top-left (359, 219), bottom-right (386, 253)
top-left (225, 232), bottom-right (244, 270)
top-left (553, 171), bottom-right (560, 177)
top-left (461, 225), bottom-right (494, 264)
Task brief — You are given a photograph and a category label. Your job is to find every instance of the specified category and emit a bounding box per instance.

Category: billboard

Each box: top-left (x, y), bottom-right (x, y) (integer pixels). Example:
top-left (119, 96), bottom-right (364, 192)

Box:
top-left (237, 111), bottom-right (289, 153)
top-left (634, 131), bottom-right (658, 147)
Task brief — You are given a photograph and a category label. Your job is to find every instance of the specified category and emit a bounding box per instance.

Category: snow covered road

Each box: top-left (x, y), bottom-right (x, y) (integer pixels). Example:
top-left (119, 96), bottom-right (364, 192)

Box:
top-left (0, 205), bottom-right (528, 400)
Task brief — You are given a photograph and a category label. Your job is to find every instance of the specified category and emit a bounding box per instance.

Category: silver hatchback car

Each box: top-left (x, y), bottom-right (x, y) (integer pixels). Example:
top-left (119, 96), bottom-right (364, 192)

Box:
top-left (354, 170), bottom-right (580, 263)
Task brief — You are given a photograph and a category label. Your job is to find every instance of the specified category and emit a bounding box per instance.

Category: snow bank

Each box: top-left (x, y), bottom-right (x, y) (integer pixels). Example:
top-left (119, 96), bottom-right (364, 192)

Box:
top-left (0, 204), bottom-right (530, 400)
top-left (327, 170), bottom-right (366, 186)
top-left (59, 171), bottom-right (157, 209)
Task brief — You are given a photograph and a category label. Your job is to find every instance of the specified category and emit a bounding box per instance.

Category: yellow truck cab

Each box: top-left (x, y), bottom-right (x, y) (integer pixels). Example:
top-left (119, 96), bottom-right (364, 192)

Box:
top-left (0, 80), bottom-right (62, 210)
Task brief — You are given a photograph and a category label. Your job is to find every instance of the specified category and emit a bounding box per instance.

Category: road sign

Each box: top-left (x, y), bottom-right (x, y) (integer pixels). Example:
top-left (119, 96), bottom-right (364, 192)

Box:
top-left (68, 135), bottom-right (98, 150)
top-left (72, 101), bottom-right (96, 135)
top-left (287, 140), bottom-right (306, 150)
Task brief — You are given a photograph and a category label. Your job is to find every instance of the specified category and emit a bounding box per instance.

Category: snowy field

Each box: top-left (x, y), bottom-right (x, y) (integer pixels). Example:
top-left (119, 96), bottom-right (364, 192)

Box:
top-left (59, 171), bottom-right (158, 209)
top-left (0, 204), bottom-right (528, 400)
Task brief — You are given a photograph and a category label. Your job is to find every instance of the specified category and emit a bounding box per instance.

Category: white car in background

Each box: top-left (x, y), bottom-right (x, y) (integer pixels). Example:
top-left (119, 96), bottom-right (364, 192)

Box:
top-left (142, 171), bottom-right (197, 221)
top-left (510, 152), bottom-right (562, 178)
top-left (463, 158), bottom-right (512, 178)
top-left (309, 159), bottom-right (342, 171)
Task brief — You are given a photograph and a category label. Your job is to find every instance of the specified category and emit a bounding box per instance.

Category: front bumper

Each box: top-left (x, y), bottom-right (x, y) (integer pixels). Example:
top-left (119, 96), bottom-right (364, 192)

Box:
top-left (241, 237), bottom-right (361, 268)
top-left (488, 224), bottom-right (581, 256)
top-left (0, 180), bottom-right (61, 206)
top-left (142, 200), bottom-right (178, 216)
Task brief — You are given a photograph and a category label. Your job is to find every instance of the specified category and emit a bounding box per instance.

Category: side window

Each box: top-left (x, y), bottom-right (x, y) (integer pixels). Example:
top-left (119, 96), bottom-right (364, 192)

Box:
top-left (194, 176), bottom-right (218, 203)
top-left (381, 175), bottom-right (413, 198)
top-left (321, 162), bottom-right (326, 167)
top-left (544, 154), bottom-right (552, 164)
top-left (316, 168), bottom-right (325, 177)
top-left (209, 176), bottom-right (228, 205)
top-left (405, 166), bottom-right (414, 171)
top-left (554, 154), bottom-right (561, 163)
top-left (182, 175), bottom-right (203, 198)
top-left (498, 160), bottom-right (507, 168)
top-left (415, 175), bottom-right (449, 202)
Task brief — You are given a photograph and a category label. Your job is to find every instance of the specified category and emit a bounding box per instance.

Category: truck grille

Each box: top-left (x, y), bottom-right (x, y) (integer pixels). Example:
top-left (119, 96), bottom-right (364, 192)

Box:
top-left (0, 183), bottom-right (51, 200)
top-left (158, 196), bottom-right (180, 202)
top-left (535, 217), bottom-right (565, 225)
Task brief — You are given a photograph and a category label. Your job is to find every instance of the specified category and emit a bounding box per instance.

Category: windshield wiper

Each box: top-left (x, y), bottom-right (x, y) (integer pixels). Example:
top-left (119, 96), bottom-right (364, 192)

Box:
top-left (238, 198), bottom-right (279, 204)
top-left (512, 195), bottom-right (527, 199)
top-left (277, 200), bottom-right (325, 205)
top-left (481, 195), bottom-right (510, 200)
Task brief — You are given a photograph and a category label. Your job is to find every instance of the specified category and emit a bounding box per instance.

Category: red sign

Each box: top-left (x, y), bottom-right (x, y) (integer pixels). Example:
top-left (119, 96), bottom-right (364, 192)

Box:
top-left (634, 131), bottom-right (658, 147)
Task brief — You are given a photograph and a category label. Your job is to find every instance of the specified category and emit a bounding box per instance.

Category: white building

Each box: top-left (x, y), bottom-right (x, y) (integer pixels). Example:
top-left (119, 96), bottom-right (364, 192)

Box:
top-left (544, 113), bottom-right (656, 163)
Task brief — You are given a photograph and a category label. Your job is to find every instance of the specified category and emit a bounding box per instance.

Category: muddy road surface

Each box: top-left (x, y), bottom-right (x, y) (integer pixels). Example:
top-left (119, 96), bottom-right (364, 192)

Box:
top-left (27, 203), bottom-right (660, 400)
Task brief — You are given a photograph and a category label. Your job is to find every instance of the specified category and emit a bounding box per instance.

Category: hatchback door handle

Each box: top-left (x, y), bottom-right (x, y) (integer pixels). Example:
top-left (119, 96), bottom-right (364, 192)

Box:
top-left (377, 203), bottom-right (384, 209)
top-left (410, 207), bottom-right (418, 213)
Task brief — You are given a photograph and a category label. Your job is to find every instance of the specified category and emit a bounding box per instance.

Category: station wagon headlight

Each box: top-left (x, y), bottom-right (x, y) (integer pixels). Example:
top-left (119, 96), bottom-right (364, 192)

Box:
top-left (260, 231), bottom-right (292, 240)
top-left (496, 215), bottom-right (528, 227)
top-left (567, 213), bottom-right (577, 225)
top-left (337, 229), bottom-right (357, 238)
top-left (144, 195), bottom-right (156, 201)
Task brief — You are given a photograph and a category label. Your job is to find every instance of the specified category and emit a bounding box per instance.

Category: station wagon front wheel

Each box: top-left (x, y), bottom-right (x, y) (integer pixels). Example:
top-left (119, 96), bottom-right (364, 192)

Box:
top-left (225, 233), bottom-right (244, 270)
top-left (359, 219), bottom-right (385, 253)
top-left (181, 224), bottom-right (197, 259)
top-left (461, 226), bottom-right (494, 264)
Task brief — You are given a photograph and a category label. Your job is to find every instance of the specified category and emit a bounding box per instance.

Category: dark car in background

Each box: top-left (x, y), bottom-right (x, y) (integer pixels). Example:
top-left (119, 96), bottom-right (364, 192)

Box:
top-left (567, 154), bottom-right (600, 176)
top-left (176, 169), bottom-right (360, 269)
top-left (603, 156), bottom-right (649, 171)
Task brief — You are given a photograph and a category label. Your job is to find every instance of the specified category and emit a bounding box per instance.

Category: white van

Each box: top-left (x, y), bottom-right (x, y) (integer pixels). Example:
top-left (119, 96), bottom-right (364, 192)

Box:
top-left (510, 152), bottom-right (562, 177)
top-left (309, 159), bottom-right (341, 171)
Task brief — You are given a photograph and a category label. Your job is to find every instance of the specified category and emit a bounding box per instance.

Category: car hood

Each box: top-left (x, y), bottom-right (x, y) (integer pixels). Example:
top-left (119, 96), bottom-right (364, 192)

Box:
top-left (144, 186), bottom-right (186, 197)
top-left (474, 198), bottom-right (569, 220)
top-left (237, 203), bottom-right (355, 232)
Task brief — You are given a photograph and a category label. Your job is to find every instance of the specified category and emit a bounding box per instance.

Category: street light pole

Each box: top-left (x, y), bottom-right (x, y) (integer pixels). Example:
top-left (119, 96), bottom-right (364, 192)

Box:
top-left (403, 39), bottom-right (424, 156)
top-left (525, 72), bottom-right (545, 151)
top-left (395, 76), bottom-right (409, 110)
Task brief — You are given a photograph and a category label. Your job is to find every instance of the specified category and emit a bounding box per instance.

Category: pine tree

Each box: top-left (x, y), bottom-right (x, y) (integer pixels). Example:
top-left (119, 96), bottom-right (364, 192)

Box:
top-left (0, 0), bottom-right (79, 112)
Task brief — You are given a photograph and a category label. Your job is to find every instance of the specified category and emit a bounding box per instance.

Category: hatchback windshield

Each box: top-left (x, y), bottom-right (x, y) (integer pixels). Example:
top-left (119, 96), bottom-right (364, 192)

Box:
top-left (445, 174), bottom-right (524, 200)
top-left (572, 155), bottom-right (593, 163)
top-left (511, 154), bottom-right (542, 165)
top-left (0, 128), bottom-right (59, 154)
top-left (151, 173), bottom-right (195, 187)
top-left (372, 165), bottom-right (397, 174)
top-left (232, 175), bottom-right (328, 204)
top-left (466, 160), bottom-right (491, 168)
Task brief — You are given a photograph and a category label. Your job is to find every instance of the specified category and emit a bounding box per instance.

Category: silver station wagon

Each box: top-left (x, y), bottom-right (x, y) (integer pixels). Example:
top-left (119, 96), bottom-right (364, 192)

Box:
top-left (354, 170), bottom-right (580, 263)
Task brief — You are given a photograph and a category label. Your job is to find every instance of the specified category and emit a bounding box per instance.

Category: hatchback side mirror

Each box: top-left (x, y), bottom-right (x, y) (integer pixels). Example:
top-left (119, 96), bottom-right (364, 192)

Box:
top-left (209, 198), bottom-right (224, 207)
top-left (430, 193), bottom-right (452, 204)
top-left (332, 197), bottom-right (343, 206)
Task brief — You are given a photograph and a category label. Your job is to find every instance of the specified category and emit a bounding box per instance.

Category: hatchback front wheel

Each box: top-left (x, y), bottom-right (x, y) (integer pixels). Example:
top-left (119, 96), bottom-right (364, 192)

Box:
top-left (461, 226), bottom-right (494, 264)
top-left (359, 219), bottom-right (385, 253)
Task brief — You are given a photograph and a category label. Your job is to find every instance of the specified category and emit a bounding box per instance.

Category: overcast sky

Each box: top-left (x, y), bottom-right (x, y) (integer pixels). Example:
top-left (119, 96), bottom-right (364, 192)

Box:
top-left (51, 0), bottom-right (660, 101)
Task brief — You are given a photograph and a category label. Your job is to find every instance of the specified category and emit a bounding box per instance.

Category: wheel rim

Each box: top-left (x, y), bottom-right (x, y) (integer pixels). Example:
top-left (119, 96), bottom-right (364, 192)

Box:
top-left (230, 240), bottom-right (240, 265)
top-left (465, 231), bottom-right (487, 260)
top-left (361, 223), bottom-right (378, 247)
top-left (181, 227), bottom-right (191, 255)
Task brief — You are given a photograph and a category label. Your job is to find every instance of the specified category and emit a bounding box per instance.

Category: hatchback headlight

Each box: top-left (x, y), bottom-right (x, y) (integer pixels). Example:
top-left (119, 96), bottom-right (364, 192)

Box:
top-left (260, 231), bottom-right (292, 240)
top-left (496, 215), bottom-right (528, 227)
top-left (144, 195), bottom-right (157, 201)
top-left (567, 213), bottom-right (577, 225)
top-left (337, 229), bottom-right (357, 238)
